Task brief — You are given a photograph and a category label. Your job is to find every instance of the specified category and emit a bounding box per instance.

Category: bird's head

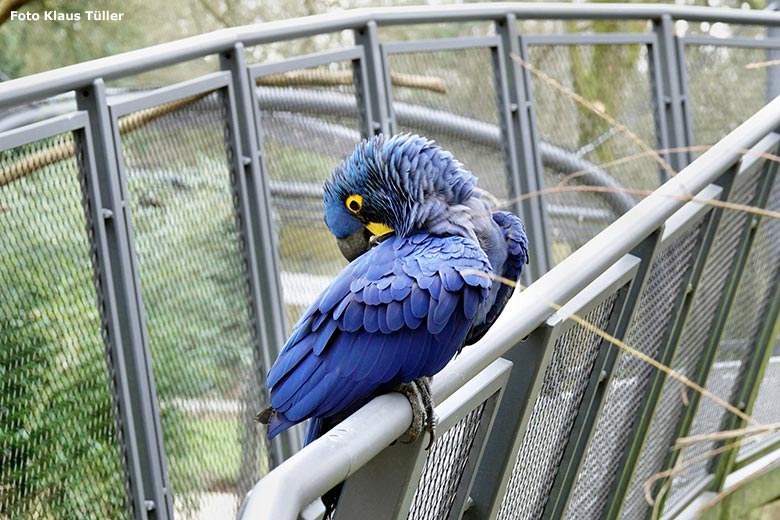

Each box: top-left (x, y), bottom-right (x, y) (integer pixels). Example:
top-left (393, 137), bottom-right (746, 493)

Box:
top-left (323, 134), bottom-right (478, 261)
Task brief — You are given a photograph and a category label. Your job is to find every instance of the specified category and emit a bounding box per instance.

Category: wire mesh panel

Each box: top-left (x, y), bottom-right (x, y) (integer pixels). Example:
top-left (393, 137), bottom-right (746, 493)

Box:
top-left (526, 42), bottom-right (660, 263)
top-left (384, 44), bottom-right (510, 201)
top-left (497, 293), bottom-right (619, 520)
top-left (664, 166), bottom-right (780, 509)
top-left (115, 89), bottom-right (267, 517)
top-left (739, 341), bottom-right (780, 459)
top-left (0, 132), bottom-right (131, 518)
top-left (407, 402), bottom-right (487, 520)
top-left (253, 57), bottom-right (364, 331)
top-left (622, 161), bottom-right (758, 519)
top-left (562, 219), bottom-right (702, 520)
top-left (684, 43), bottom-right (778, 148)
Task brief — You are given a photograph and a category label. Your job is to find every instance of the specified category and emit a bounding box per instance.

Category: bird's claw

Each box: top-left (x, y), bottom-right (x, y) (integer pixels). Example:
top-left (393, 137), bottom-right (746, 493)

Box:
top-left (396, 377), bottom-right (437, 449)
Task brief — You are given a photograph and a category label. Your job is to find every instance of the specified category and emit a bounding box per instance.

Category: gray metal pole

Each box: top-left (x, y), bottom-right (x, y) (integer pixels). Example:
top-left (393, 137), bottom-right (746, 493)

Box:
top-left (354, 21), bottom-right (392, 136)
top-left (77, 80), bottom-right (174, 520)
top-left (220, 43), bottom-right (303, 462)
top-left (653, 15), bottom-right (693, 175)
top-left (496, 14), bottom-right (553, 279)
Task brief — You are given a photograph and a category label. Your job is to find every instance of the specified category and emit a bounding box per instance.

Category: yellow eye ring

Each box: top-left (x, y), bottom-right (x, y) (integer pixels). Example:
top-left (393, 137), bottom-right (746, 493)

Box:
top-left (346, 194), bottom-right (363, 214)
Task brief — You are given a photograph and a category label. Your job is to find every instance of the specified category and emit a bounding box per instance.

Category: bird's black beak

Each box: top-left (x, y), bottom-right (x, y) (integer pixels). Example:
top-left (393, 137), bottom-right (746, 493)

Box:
top-left (336, 227), bottom-right (372, 262)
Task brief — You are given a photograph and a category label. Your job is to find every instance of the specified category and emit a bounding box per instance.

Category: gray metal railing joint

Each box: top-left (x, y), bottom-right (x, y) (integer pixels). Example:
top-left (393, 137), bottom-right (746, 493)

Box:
top-left (652, 14), bottom-right (693, 176)
top-left (354, 20), bottom-right (391, 136)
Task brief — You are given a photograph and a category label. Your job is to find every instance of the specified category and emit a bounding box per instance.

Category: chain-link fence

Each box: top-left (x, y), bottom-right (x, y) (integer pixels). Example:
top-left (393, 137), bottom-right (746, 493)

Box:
top-left (527, 40), bottom-right (661, 264)
top-left (498, 293), bottom-right (619, 520)
top-left (619, 178), bottom-right (753, 513)
top-left (564, 218), bottom-right (704, 520)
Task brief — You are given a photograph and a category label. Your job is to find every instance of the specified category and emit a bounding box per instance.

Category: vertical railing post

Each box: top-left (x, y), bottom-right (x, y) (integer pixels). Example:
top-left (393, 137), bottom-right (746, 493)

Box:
top-left (767, 2), bottom-right (780, 102)
top-left (354, 21), bottom-right (391, 136)
top-left (495, 14), bottom-right (552, 279)
top-left (220, 43), bottom-right (303, 463)
top-left (77, 80), bottom-right (173, 520)
top-left (463, 325), bottom-right (556, 520)
top-left (653, 14), bottom-right (694, 175)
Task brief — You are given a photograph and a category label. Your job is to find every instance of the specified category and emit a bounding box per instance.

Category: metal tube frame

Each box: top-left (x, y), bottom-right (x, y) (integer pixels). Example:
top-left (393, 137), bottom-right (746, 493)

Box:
top-left (709, 143), bottom-right (780, 492)
top-left (520, 30), bottom-right (670, 253)
top-left (542, 250), bottom-right (650, 520)
top-left (551, 183), bottom-right (723, 520)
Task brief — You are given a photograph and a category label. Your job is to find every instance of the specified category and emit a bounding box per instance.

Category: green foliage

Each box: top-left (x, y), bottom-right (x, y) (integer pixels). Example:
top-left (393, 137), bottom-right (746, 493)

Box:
top-left (0, 153), bottom-right (128, 519)
top-left (0, 123), bottom-right (262, 517)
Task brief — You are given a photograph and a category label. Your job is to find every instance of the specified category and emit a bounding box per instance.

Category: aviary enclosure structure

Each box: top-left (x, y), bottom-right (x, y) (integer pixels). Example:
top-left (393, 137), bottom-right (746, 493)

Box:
top-left (1, 3), bottom-right (780, 520)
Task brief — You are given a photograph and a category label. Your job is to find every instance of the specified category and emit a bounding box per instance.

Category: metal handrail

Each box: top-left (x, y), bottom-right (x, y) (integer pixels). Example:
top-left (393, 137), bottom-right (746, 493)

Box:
top-left (238, 78), bottom-right (780, 520)
top-left (2, 3), bottom-right (780, 109)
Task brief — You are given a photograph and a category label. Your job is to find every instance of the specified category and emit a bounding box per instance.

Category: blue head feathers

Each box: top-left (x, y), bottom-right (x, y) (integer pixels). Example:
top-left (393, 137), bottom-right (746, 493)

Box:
top-left (323, 134), bottom-right (478, 240)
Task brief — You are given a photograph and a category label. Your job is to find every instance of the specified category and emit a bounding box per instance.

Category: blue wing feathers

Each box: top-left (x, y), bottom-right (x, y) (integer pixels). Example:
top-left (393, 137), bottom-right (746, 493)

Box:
top-left (385, 300), bottom-right (405, 332)
top-left (402, 296), bottom-right (423, 329)
top-left (410, 284), bottom-right (429, 319)
top-left (363, 304), bottom-right (379, 333)
top-left (265, 233), bottom-right (492, 440)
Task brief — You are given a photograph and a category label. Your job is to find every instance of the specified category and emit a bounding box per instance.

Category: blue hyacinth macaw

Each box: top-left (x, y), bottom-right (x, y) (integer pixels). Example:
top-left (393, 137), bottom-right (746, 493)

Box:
top-left (257, 134), bottom-right (528, 447)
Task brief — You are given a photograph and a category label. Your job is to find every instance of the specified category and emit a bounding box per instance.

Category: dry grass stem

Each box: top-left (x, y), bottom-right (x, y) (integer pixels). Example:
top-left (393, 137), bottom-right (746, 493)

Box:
top-left (469, 272), bottom-right (761, 429)
top-left (745, 59), bottom-right (780, 70)
top-left (644, 435), bottom-right (764, 508)
top-left (555, 146), bottom-right (713, 191)
top-left (675, 423), bottom-right (780, 449)
top-left (499, 185), bottom-right (780, 222)
top-left (510, 52), bottom-right (677, 179)
top-left (556, 146), bottom-right (780, 192)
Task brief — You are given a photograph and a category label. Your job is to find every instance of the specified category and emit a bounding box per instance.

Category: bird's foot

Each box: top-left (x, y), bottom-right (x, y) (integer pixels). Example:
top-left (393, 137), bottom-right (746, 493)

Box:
top-left (395, 377), bottom-right (437, 449)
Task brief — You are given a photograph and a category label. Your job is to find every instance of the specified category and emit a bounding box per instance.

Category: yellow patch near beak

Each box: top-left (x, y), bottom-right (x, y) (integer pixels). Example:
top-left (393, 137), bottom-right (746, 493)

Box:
top-left (366, 222), bottom-right (394, 237)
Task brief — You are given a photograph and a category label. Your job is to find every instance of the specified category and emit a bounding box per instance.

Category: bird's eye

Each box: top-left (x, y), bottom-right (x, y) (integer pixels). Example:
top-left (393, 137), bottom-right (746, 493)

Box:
top-left (346, 194), bottom-right (363, 214)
